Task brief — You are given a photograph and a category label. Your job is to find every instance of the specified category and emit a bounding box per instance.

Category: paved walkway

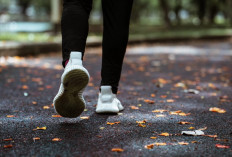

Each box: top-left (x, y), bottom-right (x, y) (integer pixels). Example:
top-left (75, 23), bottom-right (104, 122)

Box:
top-left (0, 41), bottom-right (231, 156)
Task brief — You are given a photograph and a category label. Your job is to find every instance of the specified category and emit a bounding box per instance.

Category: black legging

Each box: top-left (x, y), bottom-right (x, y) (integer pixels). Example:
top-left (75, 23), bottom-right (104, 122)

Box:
top-left (61, 0), bottom-right (133, 94)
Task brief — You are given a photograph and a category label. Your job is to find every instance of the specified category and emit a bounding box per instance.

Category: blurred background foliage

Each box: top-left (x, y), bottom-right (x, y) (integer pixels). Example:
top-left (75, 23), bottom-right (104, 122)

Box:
top-left (0, 0), bottom-right (232, 42)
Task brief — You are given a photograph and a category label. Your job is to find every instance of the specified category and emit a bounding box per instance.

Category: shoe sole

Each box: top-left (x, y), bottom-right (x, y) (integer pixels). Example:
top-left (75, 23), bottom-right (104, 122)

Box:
top-left (54, 68), bottom-right (89, 118)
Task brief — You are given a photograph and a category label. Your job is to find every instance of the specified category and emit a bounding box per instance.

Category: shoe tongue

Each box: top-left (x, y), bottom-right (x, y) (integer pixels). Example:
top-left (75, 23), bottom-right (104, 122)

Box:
top-left (101, 86), bottom-right (112, 95)
top-left (70, 52), bottom-right (82, 66)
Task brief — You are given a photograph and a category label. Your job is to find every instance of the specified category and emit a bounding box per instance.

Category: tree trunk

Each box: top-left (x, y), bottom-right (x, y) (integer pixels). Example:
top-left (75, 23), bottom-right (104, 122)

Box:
top-left (159, 0), bottom-right (171, 27)
top-left (174, 0), bottom-right (181, 25)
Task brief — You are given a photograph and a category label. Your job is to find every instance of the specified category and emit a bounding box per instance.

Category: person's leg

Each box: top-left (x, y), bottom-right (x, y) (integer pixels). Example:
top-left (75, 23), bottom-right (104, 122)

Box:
top-left (53, 0), bottom-right (92, 118)
top-left (61, 0), bottom-right (92, 68)
top-left (100, 0), bottom-right (134, 94)
top-left (96, 0), bottom-right (133, 113)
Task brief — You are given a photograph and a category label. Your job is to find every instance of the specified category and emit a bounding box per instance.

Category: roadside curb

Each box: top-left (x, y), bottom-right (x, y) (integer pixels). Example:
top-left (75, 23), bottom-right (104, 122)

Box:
top-left (0, 35), bottom-right (231, 56)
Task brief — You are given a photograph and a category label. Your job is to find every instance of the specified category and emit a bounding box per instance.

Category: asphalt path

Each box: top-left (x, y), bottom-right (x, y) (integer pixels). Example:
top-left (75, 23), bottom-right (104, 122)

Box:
top-left (0, 42), bottom-right (232, 156)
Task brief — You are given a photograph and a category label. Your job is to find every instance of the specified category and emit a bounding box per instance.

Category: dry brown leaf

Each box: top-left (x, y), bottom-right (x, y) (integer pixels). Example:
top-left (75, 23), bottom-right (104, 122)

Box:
top-left (43, 106), bottom-right (50, 109)
top-left (178, 122), bottom-right (192, 125)
top-left (6, 115), bottom-right (15, 118)
top-left (52, 138), bottom-right (62, 141)
top-left (152, 109), bottom-right (168, 113)
top-left (33, 137), bottom-right (40, 140)
top-left (155, 143), bottom-right (167, 146)
top-left (204, 135), bottom-right (217, 138)
top-left (209, 107), bottom-right (226, 113)
top-left (145, 144), bottom-right (155, 149)
top-left (80, 116), bottom-right (89, 119)
top-left (130, 106), bottom-right (139, 110)
top-left (111, 148), bottom-right (124, 152)
top-left (34, 126), bottom-right (46, 130)
top-left (215, 144), bottom-right (230, 149)
top-left (178, 142), bottom-right (189, 145)
top-left (22, 85), bottom-right (29, 89)
top-left (52, 115), bottom-right (62, 117)
top-left (138, 123), bottom-right (146, 127)
top-left (144, 99), bottom-right (155, 104)
top-left (159, 132), bottom-right (169, 136)
top-left (107, 122), bottom-right (121, 125)
top-left (4, 144), bottom-right (13, 148)
top-left (3, 138), bottom-right (13, 141)
top-left (150, 137), bottom-right (157, 139)
top-left (166, 99), bottom-right (175, 103)
top-left (136, 120), bottom-right (147, 124)
top-left (156, 114), bottom-right (166, 117)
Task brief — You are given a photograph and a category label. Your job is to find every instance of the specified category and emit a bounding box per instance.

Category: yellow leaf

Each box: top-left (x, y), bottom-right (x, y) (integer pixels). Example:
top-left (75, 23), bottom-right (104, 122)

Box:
top-left (33, 137), bottom-right (40, 140)
top-left (152, 109), bottom-right (168, 113)
top-left (43, 106), bottom-right (50, 109)
top-left (178, 142), bottom-right (189, 145)
top-left (107, 121), bottom-right (121, 125)
top-left (166, 99), bottom-right (175, 103)
top-left (209, 107), bottom-right (226, 113)
top-left (150, 137), bottom-right (157, 139)
top-left (155, 142), bottom-right (167, 146)
top-left (6, 115), bottom-right (15, 118)
top-left (111, 148), bottom-right (124, 152)
top-left (52, 138), bottom-right (62, 141)
top-left (136, 120), bottom-right (147, 124)
top-left (138, 123), bottom-right (146, 127)
top-left (35, 126), bottom-right (46, 130)
top-left (178, 121), bottom-right (192, 125)
top-left (188, 127), bottom-right (195, 129)
top-left (80, 116), bottom-right (89, 119)
top-left (130, 106), bottom-right (139, 110)
top-left (159, 132), bottom-right (169, 136)
top-left (52, 115), bottom-right (62, 117)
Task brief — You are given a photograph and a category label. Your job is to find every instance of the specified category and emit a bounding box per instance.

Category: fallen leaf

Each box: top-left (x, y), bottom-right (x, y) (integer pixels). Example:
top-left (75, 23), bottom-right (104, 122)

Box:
top-left (152, 109), bottom-right (168, 113)
top-left (43, 106), bottom-right (50, 109)
top-left (33, 137), bottom-right (40, 141)
top-left (144, 99), bottom-right (155, 104)
top-left (159, 132), bottom-right (169, 136)
top-left (188, 127), bottom-right (195, 129)
top-left (178, 142), bottom-right (189, 145)
top-left (107, 122), bottom-right (120, 125)
top-left (52, 138), bottom-right (62, 141)
top-left (151, 94), bottom-right (156, 97)
top-left (34, 126), bottom-right (46, 130)
top-left (215, 144), bottom-right (230, 149)
top-left (22, 85), bottom-right (29, 89)
top-left (178, 122), bottom-right (192, 125)
top-left (209, 107), bottom-right (226, 113)
top-left (6, 115), bottom-right (15, 118)
top-left (138, 123), bottom-right (146, 127)
top-left (155, 143), bottom-right (167, 146)
top-left (166, 99), bottom-right (175, 103)
top-left (3, 138), bottom-right (13, 141)
top-left (198, 127), bottom-right (207, 130)
top-left (130, 106), bottom-right (139, 110)
top-left (204, 135), bottom-right (217, 138)
top-left (191, 141), bottom-right (198, 143)
top-left (111, 148), bottom-right (124, 152)
top-left (156, 114), bottom-right (166, 117)
top-left (32, 101), bottom-right (37, 104)
top-left (52, 115), bottom-right (62, 117)
top-left (4, 144), bottom-right (13, 148)
top-left (80, 116), bottom-right (89, 119)
top-left (145, 143), bottom-right (154, 149)
top-left (150, 137), bottom-right (157, 139)
top-left (136, 120), bottom-right (147, 124)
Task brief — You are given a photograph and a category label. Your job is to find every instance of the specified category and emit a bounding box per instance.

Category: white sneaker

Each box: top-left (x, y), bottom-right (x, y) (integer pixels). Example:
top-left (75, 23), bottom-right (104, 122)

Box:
top-left (96, 86), bottom-right (124, 113)
top-left (53, 51), bottom-right (90, 118)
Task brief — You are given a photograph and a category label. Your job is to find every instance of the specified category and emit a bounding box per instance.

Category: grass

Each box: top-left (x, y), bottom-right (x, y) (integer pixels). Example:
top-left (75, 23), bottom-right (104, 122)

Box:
top-left (1, 26), bottom-right (232, 42)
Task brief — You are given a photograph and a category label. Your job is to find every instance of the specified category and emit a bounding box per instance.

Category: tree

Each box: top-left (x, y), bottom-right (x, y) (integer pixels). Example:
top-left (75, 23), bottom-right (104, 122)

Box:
top-left (159, 0), bottom-right (171, 27)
